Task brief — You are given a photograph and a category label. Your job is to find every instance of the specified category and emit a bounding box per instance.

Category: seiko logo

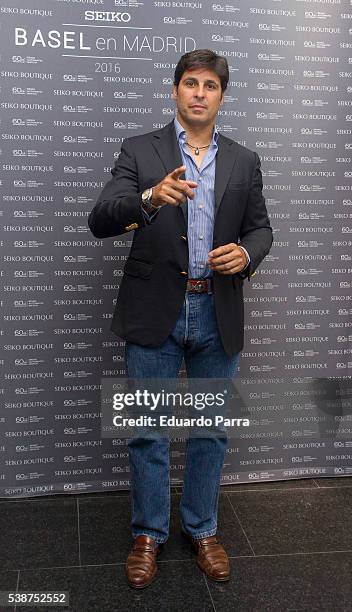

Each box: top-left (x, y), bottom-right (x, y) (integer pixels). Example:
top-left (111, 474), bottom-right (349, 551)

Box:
top-left (85, 11), bottom-right (131, 23)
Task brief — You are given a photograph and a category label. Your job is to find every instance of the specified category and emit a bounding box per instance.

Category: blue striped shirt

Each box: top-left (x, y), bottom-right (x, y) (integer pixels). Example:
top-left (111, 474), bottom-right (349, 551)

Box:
top-left (174, 116), bottom-right (218, 279)
top-left (141, 118), bottom-right (250, 277)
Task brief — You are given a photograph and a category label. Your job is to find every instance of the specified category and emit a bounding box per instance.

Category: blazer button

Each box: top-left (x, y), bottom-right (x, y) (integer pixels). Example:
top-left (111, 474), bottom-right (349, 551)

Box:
top-left (124, 222), bottom-right (139, 231)
top-left (180, 271), bottom-right (188, 276)
top-left (180, 235), bottom-right (187, 241)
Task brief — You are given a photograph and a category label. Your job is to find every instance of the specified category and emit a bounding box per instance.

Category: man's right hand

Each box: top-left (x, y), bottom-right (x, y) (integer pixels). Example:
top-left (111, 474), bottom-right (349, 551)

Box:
top-left (151, 165), bottom-right (197, 207)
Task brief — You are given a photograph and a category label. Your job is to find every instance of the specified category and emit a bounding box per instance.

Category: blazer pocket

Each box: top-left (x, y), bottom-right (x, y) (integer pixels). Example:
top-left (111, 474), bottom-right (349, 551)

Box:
top-left (123, 257), bottom-right (153, 279)
top-left (227, 180), bottom-right (249, 191)
top-left (232, 274), bottom-right (244, 289)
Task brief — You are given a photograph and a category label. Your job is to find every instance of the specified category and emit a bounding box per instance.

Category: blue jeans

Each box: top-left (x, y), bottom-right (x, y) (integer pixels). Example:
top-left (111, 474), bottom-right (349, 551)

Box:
top-left (125, 292), bottom-right (240, 543)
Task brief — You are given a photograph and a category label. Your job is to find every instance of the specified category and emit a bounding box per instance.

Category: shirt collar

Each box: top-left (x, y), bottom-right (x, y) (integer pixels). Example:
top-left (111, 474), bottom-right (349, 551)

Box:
top-left (173, 116), bottom-right (218, 146)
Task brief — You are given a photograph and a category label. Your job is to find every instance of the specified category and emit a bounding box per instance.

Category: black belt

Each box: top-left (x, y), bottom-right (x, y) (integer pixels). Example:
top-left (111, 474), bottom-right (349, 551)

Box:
top-left (186, 279), bottom-right (213, 294)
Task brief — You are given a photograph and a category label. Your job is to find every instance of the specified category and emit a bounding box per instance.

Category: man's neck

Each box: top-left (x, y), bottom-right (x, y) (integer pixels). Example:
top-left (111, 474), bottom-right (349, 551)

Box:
top-left (176, 114), bottom-right (214, 145)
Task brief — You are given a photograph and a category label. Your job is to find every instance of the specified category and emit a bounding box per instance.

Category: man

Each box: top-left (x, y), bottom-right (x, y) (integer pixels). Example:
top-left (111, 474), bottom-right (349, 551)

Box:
top-left (88, 49), bottom-right (273, 588)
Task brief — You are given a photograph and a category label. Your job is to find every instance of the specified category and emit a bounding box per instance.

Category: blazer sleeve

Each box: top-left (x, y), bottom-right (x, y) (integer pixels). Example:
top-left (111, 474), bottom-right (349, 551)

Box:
top-left (88, 138), bottom-right (149, 239)
top-left (238, 152), bottom-right (273, 281)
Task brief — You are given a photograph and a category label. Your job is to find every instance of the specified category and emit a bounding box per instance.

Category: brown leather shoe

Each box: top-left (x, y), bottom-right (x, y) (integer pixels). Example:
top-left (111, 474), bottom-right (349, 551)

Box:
top-left (126, 535), bottom-right (162, 589)
top-left (182, 531), bottom-right (230, 582)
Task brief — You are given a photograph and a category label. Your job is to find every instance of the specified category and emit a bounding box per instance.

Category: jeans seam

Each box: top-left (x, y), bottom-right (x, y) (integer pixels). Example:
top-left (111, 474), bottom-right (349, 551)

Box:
top-left (211, 482), bottom-right (220, 533)
top-left (183, 294), bottom-right (189, 345)
top-left (179, 436), bottom-right (191, 534)
top-left (166, 444), bottom-right (171, 538)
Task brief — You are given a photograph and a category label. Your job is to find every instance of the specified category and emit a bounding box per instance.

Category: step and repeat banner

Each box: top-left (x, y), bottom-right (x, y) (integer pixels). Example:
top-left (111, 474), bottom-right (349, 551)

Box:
top-left (0, 0), bottom-right (351, 497)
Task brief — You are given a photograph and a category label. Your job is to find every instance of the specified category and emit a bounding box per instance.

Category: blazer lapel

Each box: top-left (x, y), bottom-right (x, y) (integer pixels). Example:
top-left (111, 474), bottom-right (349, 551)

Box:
top-left (151, 122), bottom-right (240, 226)
top-left (214, 134), bottom-right (239, 218)
top-left (152, 120), bottom-right (188, 225)
top-left (152, 120), bottom-right (183, 173)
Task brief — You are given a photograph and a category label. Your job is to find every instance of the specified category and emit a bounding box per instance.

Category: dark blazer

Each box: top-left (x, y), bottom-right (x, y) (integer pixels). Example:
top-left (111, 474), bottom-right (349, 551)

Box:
top-left (88, 120), bottom-right (273, 357)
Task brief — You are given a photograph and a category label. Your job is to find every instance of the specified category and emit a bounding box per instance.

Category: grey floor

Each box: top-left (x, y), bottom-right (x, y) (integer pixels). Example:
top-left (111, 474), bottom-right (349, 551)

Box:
top-left (0, 477), bottom-right (351, 611)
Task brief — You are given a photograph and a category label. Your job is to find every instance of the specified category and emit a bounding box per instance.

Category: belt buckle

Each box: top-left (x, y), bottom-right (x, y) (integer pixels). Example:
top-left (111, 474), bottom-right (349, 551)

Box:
top-left (194, 280), bottom-right (204, 293)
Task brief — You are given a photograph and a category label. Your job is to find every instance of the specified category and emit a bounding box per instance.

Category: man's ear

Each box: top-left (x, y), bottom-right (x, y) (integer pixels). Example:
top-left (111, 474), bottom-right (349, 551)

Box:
top-left (220, 92), bottom-right (224, 106)
top-left (172, 84), bottom-right (177, 100)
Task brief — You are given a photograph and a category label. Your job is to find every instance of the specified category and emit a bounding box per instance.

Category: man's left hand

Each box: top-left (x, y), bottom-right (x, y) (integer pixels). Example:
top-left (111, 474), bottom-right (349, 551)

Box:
top-left (208, 243), bottom-right (248, 274)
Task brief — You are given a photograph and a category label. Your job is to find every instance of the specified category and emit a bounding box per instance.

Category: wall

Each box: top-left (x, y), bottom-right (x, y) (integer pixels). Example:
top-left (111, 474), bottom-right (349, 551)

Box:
top-left (0, 0), bottom-right (351, 497)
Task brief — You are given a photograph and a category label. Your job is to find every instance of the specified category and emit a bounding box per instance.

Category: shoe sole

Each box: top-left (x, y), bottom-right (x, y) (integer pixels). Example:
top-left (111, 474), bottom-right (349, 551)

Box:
top-left (127, 572), bottom-right (156, 589)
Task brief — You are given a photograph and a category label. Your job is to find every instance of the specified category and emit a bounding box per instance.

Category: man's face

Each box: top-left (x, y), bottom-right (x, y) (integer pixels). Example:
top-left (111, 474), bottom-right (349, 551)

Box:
top-left (172, 68), bottom-right (224, 128)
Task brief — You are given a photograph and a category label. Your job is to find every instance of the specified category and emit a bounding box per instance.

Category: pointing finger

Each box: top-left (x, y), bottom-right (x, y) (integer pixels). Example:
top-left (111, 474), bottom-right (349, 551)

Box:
top-left (169, 165), bottom-right (186, 179)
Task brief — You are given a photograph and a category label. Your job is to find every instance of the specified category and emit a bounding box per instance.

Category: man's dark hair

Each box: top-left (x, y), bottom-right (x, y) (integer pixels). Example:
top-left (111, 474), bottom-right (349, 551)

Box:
top-left (174, 49), bottom-right (229, 92)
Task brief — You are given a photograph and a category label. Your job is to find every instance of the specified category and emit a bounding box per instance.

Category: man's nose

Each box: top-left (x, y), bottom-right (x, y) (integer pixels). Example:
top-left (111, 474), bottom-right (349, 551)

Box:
top-left (194, 86), bottom-right (205, 98)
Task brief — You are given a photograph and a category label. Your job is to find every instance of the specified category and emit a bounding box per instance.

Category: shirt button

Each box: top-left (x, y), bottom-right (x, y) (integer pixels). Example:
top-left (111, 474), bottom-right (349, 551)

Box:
top-left (199, 235), bottom-right (204, 240)
top-left (198, 204), bottom-right (204, 209)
